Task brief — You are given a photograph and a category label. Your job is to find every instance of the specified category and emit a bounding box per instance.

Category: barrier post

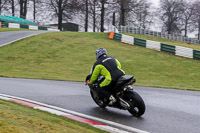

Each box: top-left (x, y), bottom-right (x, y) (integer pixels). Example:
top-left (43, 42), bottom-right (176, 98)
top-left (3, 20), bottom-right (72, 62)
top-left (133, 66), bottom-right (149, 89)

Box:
top-left (0, 22), bottom-right (1, 28)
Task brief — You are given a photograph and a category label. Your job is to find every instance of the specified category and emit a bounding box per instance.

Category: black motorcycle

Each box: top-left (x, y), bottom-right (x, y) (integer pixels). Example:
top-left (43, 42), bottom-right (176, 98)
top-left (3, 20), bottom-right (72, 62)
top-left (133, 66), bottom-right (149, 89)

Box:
top-left (86, 75), bottom-right (145, 117)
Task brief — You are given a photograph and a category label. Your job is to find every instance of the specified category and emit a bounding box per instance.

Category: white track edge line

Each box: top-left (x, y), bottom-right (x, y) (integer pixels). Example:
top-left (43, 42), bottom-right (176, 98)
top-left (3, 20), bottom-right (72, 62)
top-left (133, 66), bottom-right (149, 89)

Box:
top-left (0, 94), bottom-right (130, 133)
top-left (0, 93), bottom-right (149, 133)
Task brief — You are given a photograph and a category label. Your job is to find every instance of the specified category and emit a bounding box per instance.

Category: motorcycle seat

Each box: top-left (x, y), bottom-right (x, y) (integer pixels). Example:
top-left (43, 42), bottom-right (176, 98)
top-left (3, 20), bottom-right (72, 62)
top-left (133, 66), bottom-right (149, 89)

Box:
top-left (118, 75), bottom-right (133, 82)
top-left (114, 75), bottom-right (134, 90)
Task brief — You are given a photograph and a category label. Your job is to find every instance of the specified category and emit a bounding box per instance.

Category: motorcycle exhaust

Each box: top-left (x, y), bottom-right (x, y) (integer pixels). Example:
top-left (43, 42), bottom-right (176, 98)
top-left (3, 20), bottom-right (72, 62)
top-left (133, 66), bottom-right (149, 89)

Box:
top-left (119, 98), bottom-right (131, 110)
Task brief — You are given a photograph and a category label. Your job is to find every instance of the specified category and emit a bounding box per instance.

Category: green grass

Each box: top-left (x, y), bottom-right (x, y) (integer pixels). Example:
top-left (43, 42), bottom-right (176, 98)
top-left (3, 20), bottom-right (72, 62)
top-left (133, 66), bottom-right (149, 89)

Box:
top-left (0, 99), bottom-right (107, 133)
top-left (125, 33), bottom-right (200, 50)
top-left (0, 28), bottom-right (33, 32)
top-left (0, 32), bottom-right (199, 90)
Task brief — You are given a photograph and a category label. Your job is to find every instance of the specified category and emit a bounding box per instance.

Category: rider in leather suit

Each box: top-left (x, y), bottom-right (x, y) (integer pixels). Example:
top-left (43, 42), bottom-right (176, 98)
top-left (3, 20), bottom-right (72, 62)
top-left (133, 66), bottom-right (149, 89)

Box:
top-left (87, 48), bottom-right (125, 105)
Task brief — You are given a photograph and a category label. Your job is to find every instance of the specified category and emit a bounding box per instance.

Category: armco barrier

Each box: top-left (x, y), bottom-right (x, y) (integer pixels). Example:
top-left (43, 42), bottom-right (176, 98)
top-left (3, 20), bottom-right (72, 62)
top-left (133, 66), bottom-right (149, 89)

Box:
top-left (176, 46), bottom-right (193, 59)
top-left (113, 33), bottom-right (122, 41)
top-left (20, 24), bottom-right (29, 29)
top-left (146, 40), bottom-right (160, 51)
top-left (134, 38), bottom-right (146, 47)
top-left (121, 34), bottom-right (134, 45)
top-left (193, 50), bottom-right (200, 60)
top-left (0, 22), bottom-right (59, 31)
top-left (9, 23), bottom-right (20, 28)
top-left (1, 22), bottom-right (8, 27)
top-left (47, 28), bottom-right (60, 31)
top-left (29, 25), bottom-right (38, 30)
top-left (39, 26), bottom-right (48, 30)
top-left (109, 32), bottom-right (200, 60)
top-left (161, 43), bottom-right (175, 55)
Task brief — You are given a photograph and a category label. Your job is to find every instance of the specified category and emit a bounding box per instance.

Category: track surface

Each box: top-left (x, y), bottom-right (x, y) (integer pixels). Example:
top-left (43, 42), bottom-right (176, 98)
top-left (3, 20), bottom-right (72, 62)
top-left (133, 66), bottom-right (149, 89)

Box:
top-left (0, 77), bottom-right (200, 133)
top-left (0, 31), bottom-right (200, 133)
top-left (0, 31), bottom-right (48, 47)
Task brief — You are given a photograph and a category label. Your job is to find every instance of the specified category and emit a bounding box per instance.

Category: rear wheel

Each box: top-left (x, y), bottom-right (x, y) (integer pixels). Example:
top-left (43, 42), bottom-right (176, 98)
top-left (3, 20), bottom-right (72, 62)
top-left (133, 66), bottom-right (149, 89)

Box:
top-left (124, 91), bottom-right (145, 117)
top-left (90, 91), bottom-right (107, 108)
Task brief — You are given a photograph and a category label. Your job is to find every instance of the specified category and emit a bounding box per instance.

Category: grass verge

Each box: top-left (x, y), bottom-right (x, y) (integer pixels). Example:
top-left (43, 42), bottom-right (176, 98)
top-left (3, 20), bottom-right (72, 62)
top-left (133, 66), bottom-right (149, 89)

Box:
top-left (0, 32), bottom-right (199, 90)
top-left (125, 33), bottom-right (200, 50)
top-left (0, 99), bottom-right (107, 133)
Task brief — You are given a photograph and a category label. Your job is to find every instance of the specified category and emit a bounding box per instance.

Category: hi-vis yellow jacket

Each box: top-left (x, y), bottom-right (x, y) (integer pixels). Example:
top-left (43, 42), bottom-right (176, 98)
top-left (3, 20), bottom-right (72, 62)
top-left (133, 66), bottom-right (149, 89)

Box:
top-left (89, 55), bottom-right (125, 87)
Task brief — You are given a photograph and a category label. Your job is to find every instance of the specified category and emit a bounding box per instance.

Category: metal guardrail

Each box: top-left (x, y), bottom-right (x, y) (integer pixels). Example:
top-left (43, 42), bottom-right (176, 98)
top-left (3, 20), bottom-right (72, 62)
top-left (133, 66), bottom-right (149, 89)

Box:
top-left (0, 21), bottom-right (59, 31)
top-left (116, 26), bottom-right (200, 45)
top-left (110, 32), bottom-right (200, 60)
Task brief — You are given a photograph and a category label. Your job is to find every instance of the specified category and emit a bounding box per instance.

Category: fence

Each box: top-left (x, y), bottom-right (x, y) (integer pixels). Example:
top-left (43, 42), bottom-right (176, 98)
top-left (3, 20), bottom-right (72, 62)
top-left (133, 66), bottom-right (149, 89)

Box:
top-left (0, 21), bottom-right (59, 31)
top-left (116, 26), bottom-right (200, 45)
top-left (109, 32), bottom-right (200, 60)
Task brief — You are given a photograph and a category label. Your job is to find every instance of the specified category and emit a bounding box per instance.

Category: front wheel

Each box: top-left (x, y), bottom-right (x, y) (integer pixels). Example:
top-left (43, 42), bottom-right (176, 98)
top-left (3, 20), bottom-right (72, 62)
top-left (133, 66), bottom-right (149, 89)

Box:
top-left (124, 91), bottom-right (145, 117)
top-left (90, 90), bottom-right (107, 108)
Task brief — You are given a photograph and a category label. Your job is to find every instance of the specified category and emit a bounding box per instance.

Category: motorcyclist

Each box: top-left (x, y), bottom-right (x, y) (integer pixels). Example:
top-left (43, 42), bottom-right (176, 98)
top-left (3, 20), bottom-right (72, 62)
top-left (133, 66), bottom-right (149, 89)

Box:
top-left (86, 48), bottom-right (125, 105)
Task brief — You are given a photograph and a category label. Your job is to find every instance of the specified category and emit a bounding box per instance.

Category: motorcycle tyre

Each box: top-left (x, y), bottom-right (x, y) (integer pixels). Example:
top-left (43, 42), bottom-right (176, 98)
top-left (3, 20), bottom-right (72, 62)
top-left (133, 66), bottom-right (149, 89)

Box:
top-left (90, 90), bottom-right (107, 108)
top-left (124, 91), bottom-right (145, 117)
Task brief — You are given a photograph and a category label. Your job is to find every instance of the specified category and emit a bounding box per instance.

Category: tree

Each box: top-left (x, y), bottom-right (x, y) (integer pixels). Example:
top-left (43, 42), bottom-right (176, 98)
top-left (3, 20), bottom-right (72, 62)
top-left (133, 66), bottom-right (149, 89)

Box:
top-left (193, 0), bottom-right (200, 39)
top-left (182, 0), bottom-right (195, 37)
top-left (111, 0), bottom-right (151, 27)
top-left (31, 0), bottom-right (43, 22)
top-left (33, 0), bottom-right (36, 21)
top-left (11, 0), bottom-right (15, 16)
top-left (85, 0), bottom-right (88, 32)
top-left (100, 0), bottom-right (106, 32)
top-left (134, 1), bottom-right (153, 29)
top-left (45, 0), bottom-right (82, 31)
top-left (115, 0), bottom-right (148, 26)
top-left (159, 0), bottom-right (184, 34)
top-left (19, 0), bottom-right (28, 19)
top-left (0, 0), bottom-right (10, 15)
top-left (119, 0), bottom-right (125, 26)
top-left (89, 0), bottom-right (100, 32)
top-left (79, 0), bottom-right (99, 32)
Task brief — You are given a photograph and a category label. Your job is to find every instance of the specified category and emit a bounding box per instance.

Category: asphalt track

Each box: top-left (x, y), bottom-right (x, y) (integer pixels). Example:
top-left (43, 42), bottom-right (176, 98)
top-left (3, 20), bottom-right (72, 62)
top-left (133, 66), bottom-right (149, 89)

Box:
top-left (0, 31), bottom-right (48, 47)
top-left (0, 77), bottom-right (200, 133)
top-left (0, 31), bottom-right (200, 133)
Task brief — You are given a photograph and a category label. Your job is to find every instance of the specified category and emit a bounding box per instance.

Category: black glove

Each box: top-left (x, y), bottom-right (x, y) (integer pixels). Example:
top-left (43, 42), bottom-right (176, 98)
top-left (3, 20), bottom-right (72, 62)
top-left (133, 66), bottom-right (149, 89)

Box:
top-left (85, 74), bottom-right (91, 82)
top-left (89, 83), bottom-right (99, 89)
top-left (93, 83), bottom-right (99, 88)
top-left (88, 84), bottom-right (94, 89)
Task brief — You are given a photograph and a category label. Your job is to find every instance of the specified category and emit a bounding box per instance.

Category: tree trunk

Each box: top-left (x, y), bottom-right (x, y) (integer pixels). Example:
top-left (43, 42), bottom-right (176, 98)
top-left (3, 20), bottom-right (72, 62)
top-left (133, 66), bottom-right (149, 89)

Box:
top-left (100, 0), bottom-right (105, 32)
top-left (112, 12), bottom-right (115, 26)
top-left (24, 0), bottom-right (27, 19)
top-left (120, 0), bottom-right (125, 26)
top-left (20, 0), bottom-right (28, 19)
top-left (184, 21), bottom-right (188, 37)
top-left (85, 0), bottom-right (88, 32)
top-left (167, 25), bottom-right (171, 34)
top-left (20, 0), bottom-right (23, 18)
top-left (58, 12), bottom-right (63, 30)
top-left (167, 19), bottom-right (172, 34)
top-left (33, 0), bottom-right (36, 21)
top-left (58, 0), bottom-right (63, 31)
top-left (198, 18), bottom-right (200, 40)
top-left (12, 0), bottom-right (15, 16)
top-left (0, 0), bottom-right (2, 15)
top-left (93, 0), bottom-right (96, 32)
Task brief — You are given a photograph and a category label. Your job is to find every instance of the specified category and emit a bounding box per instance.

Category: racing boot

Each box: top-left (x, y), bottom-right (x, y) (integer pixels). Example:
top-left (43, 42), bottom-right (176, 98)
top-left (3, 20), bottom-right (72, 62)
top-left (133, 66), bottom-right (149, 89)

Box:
top-left (108, 95), bottom-right (116, 105)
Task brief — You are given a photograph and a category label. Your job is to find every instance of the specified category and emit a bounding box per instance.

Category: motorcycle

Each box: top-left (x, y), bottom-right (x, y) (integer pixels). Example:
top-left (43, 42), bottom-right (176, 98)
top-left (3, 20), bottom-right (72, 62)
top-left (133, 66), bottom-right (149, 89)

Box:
top-left (86, 75), bottom-right (145, 117)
